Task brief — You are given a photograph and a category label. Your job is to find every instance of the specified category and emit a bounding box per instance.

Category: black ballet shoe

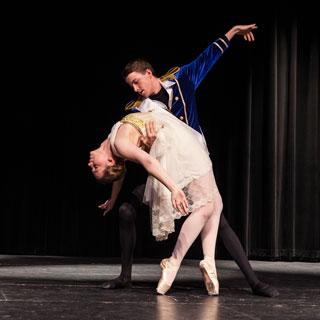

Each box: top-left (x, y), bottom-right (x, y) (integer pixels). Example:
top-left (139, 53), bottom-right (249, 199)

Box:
top-left (102, 277), bottom-right (132, 289)
top-left (252, 281), bottom-right (279, 297)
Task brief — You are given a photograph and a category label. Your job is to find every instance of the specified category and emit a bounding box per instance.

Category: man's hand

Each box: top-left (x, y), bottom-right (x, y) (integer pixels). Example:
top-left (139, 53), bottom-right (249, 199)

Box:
top-left (139, 121), bottom-right (158, 152)
top-left (225, 23), bottom-right (258, 42)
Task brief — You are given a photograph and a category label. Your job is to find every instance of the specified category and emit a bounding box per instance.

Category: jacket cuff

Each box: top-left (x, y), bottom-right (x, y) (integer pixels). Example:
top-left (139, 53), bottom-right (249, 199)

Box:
top-left (213, 35), bottom-right (230, 53)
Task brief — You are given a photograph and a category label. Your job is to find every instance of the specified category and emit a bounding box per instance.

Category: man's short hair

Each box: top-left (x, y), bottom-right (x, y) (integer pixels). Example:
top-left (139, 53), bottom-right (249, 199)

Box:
top-left (122, 59), bottom-right (155, 79)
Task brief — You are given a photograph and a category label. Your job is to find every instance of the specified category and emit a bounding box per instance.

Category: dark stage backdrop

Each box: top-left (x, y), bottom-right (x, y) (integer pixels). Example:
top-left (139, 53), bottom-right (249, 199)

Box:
top-left (2, 6), bottom-right (319, 261)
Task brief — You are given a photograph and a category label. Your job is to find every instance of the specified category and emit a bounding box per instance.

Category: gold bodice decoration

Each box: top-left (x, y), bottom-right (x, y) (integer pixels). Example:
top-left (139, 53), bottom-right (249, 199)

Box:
top-left (120, 113), bottom-right (146, 134)
top-left (120, 112), bottom-right (154, 135)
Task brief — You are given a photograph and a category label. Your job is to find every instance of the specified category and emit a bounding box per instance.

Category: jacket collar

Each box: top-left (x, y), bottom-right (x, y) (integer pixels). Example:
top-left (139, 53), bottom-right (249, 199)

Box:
top-left (161, 79), bottom-right (176, 89)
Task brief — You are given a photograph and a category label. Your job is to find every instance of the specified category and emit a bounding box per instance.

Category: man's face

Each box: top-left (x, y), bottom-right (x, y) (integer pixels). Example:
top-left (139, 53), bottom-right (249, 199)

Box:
top-left (125, 69), bottom-right (154, 98)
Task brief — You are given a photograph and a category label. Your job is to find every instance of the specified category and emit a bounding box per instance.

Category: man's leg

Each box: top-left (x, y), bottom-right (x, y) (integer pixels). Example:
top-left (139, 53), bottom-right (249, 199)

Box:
top-left (218, 213), bottom-right (279, 297)
top-left (102, 184), bottom-right (145, 289)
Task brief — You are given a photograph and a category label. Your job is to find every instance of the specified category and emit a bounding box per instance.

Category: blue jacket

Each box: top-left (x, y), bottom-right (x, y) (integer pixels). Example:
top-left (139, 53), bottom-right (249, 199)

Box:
top-left (126, 35), bottom-right (230, 134)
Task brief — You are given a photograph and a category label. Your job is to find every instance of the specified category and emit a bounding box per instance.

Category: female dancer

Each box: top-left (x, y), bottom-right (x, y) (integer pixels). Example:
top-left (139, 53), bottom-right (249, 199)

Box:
top-left (89, 100), bottom-right (222, 295)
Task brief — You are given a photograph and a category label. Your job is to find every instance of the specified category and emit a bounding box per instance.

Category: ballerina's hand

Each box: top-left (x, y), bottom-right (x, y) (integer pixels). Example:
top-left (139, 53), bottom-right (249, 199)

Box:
top-left (98, 198), bottom-right (115, 216)
top-left (171, 188), bottom-right (189, 215)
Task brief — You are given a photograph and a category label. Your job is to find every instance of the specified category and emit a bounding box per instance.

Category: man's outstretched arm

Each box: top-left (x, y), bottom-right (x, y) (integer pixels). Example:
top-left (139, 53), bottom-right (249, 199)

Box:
top-left (180, 23), bottom-right (258, 89)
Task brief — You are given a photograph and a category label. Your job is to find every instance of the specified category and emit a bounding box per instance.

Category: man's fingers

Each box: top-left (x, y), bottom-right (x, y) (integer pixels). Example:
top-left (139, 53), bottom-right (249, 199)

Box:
top-left (150, 121), bottom-right (157, 135)
top-left (146, 122), bottom-right (151, 136)
top-left (146, 122), bottom-right (152, 136)
top-left (140, 136), bottom-right (147, 144)
top-left (246, 32), bottom-right (254, 42)
top-left (146, 121), bottom-right (157, 137)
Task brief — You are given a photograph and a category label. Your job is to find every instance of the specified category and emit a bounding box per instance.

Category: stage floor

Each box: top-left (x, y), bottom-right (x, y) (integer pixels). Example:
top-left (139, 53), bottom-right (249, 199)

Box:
top-left (0, 255), bottom-right (319, 319)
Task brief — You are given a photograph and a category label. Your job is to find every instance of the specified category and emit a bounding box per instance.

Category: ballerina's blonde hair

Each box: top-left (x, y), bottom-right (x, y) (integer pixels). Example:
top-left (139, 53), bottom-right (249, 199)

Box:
top-left (99, 158), bottom-right (126, 184)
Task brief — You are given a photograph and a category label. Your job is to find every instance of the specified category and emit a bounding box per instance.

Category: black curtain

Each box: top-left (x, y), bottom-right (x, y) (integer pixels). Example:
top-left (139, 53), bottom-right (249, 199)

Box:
top-left (223, 12), bottom-right (319, 260)
top-left (1, 7), bottom-right (319, 261)
top-left (207, 10), bottom-right (319, 261)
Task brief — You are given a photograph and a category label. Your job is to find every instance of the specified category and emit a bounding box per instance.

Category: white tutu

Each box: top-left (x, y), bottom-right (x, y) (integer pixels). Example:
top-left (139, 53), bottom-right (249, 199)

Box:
top-left (109, 99), bottom-right (218, 241)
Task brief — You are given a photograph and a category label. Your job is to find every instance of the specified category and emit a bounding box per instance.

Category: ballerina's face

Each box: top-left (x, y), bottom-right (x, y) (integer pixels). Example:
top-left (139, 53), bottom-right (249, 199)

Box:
top-left (88, 139), bottom-right (115, 180)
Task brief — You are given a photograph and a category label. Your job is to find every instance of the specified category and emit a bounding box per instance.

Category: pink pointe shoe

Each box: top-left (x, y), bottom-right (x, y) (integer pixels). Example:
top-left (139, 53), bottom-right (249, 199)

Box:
top-left (156, 258), bottom-right (180, 295)
top-left (199, 258), bottom-right (219, 296)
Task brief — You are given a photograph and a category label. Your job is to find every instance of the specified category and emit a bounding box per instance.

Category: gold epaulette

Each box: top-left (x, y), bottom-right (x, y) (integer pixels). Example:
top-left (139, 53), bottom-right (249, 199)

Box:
top-left (159, 66), bottom-right (180, 81)
top-left (124, 98), bottom-right (143, 111)
top-left (124, 66), bottom-right (180, 111)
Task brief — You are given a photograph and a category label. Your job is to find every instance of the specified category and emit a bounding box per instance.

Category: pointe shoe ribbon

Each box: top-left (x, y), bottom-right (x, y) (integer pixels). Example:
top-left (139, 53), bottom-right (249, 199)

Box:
top-left (199, 259), bottom-right (219, 296)
top-left (156, 258), bottom-right (179, 295)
